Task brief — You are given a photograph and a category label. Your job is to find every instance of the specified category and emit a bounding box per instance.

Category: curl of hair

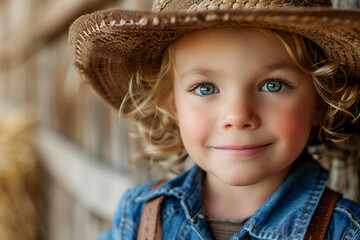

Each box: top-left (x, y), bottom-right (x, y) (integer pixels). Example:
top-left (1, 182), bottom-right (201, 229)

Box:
top-left (120, 46), bottom-right (186, 172)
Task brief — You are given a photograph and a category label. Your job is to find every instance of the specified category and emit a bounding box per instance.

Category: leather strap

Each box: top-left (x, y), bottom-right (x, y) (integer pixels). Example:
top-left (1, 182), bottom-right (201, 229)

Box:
top-left (304, 187), bottom-right (342, 240)
top-left (138, 183), bottom-right (341, 240)
top-left (137, 180), bottom-right (166, 240)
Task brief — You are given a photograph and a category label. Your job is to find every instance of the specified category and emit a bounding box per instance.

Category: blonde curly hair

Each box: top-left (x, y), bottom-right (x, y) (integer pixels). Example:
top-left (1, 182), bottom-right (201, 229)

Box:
top-left (121, 27), bottom-right (360, 171)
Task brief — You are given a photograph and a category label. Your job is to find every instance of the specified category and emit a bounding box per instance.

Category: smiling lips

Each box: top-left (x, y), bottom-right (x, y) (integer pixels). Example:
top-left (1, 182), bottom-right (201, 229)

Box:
top-left (212, 144), bottom-right (272, 157)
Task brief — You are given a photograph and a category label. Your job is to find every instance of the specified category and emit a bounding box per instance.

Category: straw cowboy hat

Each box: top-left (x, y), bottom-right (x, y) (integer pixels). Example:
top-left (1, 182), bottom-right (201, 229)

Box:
top-left (68, 0), bottom-right (360, 110)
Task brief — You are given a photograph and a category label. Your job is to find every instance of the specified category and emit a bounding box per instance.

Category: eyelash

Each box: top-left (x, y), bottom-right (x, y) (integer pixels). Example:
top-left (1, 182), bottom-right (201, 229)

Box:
top-left (260, 77), bottom-right (294, 92)
top-left (189, 78), bottom-right (294, 95)
top-left (189, 81), bottom-right (218, 95)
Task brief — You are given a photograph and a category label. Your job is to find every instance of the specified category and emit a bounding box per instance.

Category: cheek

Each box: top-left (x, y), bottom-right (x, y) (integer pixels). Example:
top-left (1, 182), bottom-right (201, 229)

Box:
top-left (177, 108), bottom-right (210, 146)
top-left (271, 99), bottom-right (316, 140)
top-left (174, 93), bottom-right (214, 153)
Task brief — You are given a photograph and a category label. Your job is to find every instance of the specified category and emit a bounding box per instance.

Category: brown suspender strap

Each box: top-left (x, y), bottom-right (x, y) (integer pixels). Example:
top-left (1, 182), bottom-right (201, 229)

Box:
top-left (138, 183), bottom-right (341, 240)
top-left (304, 187), bottom-right (342, 240)
top-left (137, 180), bottom-right (166, 240)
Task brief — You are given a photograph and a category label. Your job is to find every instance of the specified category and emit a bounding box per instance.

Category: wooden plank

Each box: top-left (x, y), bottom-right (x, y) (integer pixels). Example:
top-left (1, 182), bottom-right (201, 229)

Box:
top-left (34, 124), bottom-right (133, 220)
top-left (47, 179), bottom-right (111, 240)
top-left (333, 0), bottom-right (359, 7)
top-left (0, 0), bottom-right (118, 67)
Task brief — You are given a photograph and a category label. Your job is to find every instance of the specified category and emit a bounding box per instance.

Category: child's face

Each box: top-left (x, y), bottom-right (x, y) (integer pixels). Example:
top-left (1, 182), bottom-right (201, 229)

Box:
top-left (171, 28), bottom-right (317, 187)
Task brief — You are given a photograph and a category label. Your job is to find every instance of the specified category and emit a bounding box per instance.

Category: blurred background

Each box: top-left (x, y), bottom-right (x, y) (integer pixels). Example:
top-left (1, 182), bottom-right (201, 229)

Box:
top-left (0, 0), bottom-right (359, 239)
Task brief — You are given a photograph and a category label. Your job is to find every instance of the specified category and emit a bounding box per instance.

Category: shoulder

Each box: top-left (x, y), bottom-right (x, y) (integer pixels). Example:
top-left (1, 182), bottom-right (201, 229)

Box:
top-left (327, 197), bottom-right (360, 239)
top-left (98, 165), bottom-right (202, 240)
top-left (99, 180), bottom-right (158, 240)
top-left (116, 180), bottom-right (159, 231)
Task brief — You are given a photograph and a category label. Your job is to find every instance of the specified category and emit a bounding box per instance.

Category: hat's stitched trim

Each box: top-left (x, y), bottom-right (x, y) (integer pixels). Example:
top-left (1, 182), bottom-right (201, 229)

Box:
top-left (188, 0), bottom-right (289, 11)
top-left (74, 13), bottom-right (224, 64)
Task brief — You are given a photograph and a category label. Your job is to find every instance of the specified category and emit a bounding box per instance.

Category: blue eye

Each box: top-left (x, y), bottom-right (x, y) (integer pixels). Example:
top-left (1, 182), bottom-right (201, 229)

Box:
top-left (194, 83), bottom-right (219, 95)
top-left (260, 80), bottom-right (284, 92)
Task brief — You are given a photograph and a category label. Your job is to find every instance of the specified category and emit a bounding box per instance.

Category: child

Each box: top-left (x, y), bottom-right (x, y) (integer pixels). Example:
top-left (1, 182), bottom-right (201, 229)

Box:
top-left (69, 0), bottom-right (360, 239)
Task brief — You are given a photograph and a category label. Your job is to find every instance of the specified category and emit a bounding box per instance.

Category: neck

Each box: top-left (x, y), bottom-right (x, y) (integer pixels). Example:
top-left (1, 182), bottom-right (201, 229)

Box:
top-left (202, 166), bottom-right (291, 219)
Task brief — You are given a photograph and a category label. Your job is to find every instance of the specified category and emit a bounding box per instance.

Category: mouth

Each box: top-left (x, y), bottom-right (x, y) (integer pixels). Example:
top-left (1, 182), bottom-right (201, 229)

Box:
top-left (211, 143), bottom-right (272, 157)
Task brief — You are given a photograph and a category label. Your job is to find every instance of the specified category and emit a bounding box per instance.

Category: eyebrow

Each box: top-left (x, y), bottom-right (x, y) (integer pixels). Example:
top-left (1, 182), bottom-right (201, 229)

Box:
top-left (262, 61), bottom-right (300, 72)
top-left (179, 61), bottom-right (300, 80)
top-left (179, 68), bottom-right (221, 80)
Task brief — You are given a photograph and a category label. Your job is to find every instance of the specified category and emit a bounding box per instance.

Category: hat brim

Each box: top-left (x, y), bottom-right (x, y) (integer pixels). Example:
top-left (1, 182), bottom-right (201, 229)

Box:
top-left (69, 8), bottom-right (360, 110)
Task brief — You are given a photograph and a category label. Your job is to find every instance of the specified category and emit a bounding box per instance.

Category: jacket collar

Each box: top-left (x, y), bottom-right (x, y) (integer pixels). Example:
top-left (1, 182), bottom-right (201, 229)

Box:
top-left (241, 151), bottom-right (328, 239)
top-left (136, 150), bottom-right (328, 239)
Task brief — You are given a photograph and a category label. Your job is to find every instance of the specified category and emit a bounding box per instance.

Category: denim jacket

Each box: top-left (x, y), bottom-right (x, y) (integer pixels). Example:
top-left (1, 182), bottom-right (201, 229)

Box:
top-left (99, 152), bottom-right (360, 239)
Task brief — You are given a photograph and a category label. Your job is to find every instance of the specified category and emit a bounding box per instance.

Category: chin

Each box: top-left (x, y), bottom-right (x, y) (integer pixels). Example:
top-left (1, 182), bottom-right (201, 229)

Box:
top-left (218, 173), bottom-right (267, 187)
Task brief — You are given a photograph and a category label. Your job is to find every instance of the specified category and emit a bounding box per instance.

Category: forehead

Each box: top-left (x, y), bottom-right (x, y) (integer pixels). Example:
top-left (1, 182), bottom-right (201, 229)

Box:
top-left (172, 27), bottom-right (298, 73)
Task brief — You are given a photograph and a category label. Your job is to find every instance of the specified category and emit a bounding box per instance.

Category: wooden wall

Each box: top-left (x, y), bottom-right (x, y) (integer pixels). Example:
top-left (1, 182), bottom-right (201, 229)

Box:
top-left (0, 0), bottom-right (154, 239)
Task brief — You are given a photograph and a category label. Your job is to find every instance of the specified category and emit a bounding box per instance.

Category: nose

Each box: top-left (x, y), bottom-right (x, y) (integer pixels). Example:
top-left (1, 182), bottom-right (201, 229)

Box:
top-left (221, 94), bottom-right (260, 130)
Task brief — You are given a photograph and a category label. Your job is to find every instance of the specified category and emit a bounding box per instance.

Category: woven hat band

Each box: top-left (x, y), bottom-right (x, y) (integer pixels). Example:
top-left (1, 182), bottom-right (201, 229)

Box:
top-left (152, 0), bottom-right (332, 12)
